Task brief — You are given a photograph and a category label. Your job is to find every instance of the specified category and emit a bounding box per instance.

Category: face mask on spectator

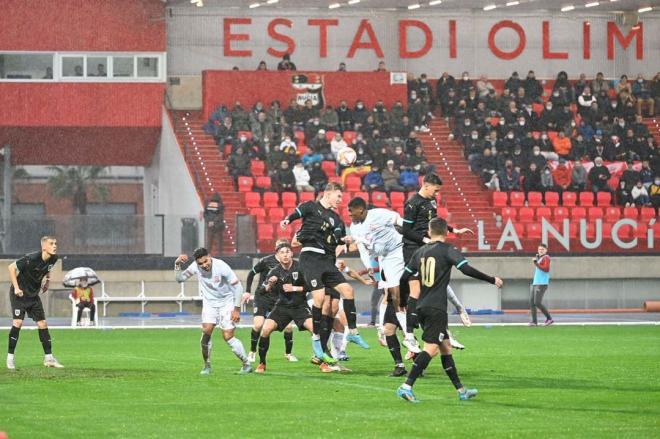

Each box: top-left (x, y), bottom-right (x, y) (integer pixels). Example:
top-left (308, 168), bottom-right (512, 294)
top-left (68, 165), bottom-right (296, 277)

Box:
top-left (542, 134), bottom-right (548, 140)
top-left (240, 136), bottom-right (247, 142)
top-left (465, 120), bottom-right (471, 126)
top-left (314, 120), bottom-right (319, 125)
top-left (619, 121), bottom-right (625, 127)
top-left (553, 92), bottom-right (559, 97)
top-left (546, 105), bottom-right (552, 110)
top-left (357, 104), bottom-right (364, 109)
top-left (499, 119), bottom-right (505, 125)
top-left (655, 179), bottom-right (660, 185)
top-left (471, 134), bottom-right (478, 140)
top-left (533, 150), bottom-right (540, 156)
top-left (507, 134), bottom-right (514, 139)
top-left (638, 79), bottom-right (644, 83)
top-left (518, 121), bottom-right (525, 126)
top-left (571, 121), bottom-right (576, 127)
top-left (545, 169), bottom-right (551, 174)
top-left (463, 75), bottom-right (469, 80)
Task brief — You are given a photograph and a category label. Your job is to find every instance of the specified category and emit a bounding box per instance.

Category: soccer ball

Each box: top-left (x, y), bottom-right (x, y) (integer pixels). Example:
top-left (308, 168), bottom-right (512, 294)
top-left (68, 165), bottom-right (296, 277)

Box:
top-left (337, 146), bottom-right (357, 166)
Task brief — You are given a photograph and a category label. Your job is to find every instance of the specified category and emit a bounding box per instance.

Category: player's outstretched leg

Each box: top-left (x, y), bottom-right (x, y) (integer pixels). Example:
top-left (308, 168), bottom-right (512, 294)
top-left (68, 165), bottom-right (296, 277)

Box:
top-left (336, 284), bottom-right (369, 349)
top-left (440, 345), bottom-right (477, 401)
top-left (224, 330), bottom-right (252, 374)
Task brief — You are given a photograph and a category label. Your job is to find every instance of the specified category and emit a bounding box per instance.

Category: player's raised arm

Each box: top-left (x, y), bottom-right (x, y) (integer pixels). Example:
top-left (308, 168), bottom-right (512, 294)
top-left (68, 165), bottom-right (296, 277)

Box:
top-left (281, 201), bottom-right (312, 229)
top-left (449, 247), bottom-right (504, 287)
top-left (174, 254), bottom-right (195, 283)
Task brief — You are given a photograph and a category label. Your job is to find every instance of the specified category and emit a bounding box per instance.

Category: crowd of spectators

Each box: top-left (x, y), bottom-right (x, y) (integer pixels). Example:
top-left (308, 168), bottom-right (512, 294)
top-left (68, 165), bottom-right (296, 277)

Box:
top-left (440, 70), bottom-right (659, 209)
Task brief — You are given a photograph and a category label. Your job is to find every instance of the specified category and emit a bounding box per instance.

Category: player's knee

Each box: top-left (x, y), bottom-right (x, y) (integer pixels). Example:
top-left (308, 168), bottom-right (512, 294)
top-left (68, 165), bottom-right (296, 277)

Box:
top-left (383, 324), bottom-right (396, 336)
top-left (222, 330), bottom-right (234, 341)
top-left (36, 320), bottom-right (48, 329)
top-left (12, 319), bottom-right (23, 328)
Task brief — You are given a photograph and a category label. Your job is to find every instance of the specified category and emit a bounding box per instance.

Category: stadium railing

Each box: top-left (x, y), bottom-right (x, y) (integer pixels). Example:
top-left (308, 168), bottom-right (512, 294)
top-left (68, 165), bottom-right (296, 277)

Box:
top-left (97, 281), bottom-right (202, 317)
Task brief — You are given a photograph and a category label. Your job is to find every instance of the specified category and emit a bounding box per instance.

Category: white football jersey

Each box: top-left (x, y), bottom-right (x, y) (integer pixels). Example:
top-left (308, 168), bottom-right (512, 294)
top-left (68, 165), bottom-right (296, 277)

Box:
top-left (360, 208), bottom-right (403, 257)
top-left (179, 258), bottom-right (239, 307)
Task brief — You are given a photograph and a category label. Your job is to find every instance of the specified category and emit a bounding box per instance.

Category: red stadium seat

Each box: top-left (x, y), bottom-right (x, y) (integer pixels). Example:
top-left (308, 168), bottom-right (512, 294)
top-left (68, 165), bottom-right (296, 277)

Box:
top-left (509, 192), bottom-right (525, 207)
top-left (254, 176), bottom-right (272, 190)
top-left (623, 207), bottom-right (639, 220)
top-left (371, 192), bottom-right (388, 207)
top-left (263, 192), bottom-right (280, 208)
top-left (511, 222), bottom-right (525, 238)
top-left (492, 191), bottom-right (508, 207)
top-left (345, 175), bottom-right (362, 192)
top-left (544, 191), bottom-right (560, 207)
top-left (553, 207), bottom-right (569, 221)
top-left (519, 207), bottom-right (535, 223)
top-left (527, 192), bottom-right (543, 207)
top-left (562, 191), bottom-right (577, 206)
top-left (250, 207), bottom-right (267, 223)
top-left (237, 130), bottom-right (253, 140)
top-left (325, 130), bottom-right (338, 142)
top-left (390, 192), bottom-right (405, 208)
top-left (588, 207), bottom-right (603, 220)
top-left (321, 161), bottom-right (337, 176)
top-left (640, 207), bottom-right (656, 223)
top-left (395, 207), bottom-right (404, 217)
top-left (579, 192), bottom-right (594, 206)
top-left (224, 144), bottom-right (232, 157)
top-left (251, 160), bottom-right (266, 176)
top-left (257, 223), bottom-right (274, 240)
top-left (536, 207), bottom-right (552, 221)
top-left (294, 130), bottom-right (305, 144)
top-left (237, 176), bottom-right (254, 192)
top-left (353, 191), bottom-right (369, 202)
top-left (604, 207), bottom-right (621, 223)
top-left (299, 191), bottom-right (315, 203)
top-left (245, 192), bottom-right (261, 208)
top-left (328, 175), bottom-right (342, 185)
top-left (633, 223), bottom-right (648, 239)
top-left (501, 207), bottom-right (517, 222)
top-left (268, 207), bottom-right (284, 222)
top-left (602, 222), bottom-right (613, 239)
top-left (526, 223), bottom-right (542, 239)
top-left (281, 192), bottom-right (298, 209)
top-left (343, 131), bottom-right (357, 144)
top-left (596, 192), bottom-right (612, 206)
top-left (571, 207), bottom-right (587, 220)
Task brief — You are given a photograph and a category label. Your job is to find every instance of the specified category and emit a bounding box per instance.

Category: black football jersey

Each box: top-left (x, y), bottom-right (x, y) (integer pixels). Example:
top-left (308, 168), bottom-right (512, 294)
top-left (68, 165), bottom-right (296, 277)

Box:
top-left (289, 201), bottom-right (345, 254)
top-left (402, 194), bottom-right (438, 247)
top-left (248, 254), bottom-right (279, 297)
top-left (14, 251), bottom-right (58, 298)
top-left (265, 260), bottom-right (307, 307)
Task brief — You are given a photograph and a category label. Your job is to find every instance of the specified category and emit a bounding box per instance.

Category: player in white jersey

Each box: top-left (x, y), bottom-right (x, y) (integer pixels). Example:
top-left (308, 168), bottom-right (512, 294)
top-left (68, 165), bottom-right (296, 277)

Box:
top-left (175, 247), bottom-right (253, 375)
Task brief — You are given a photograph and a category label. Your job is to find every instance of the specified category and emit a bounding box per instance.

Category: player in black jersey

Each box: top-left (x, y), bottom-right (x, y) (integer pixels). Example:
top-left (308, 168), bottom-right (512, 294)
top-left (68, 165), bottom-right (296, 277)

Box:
top-left (245, 239), bottom-right (297, 363)
top-left (280, 182), bottom-right (369, 360)
top-left (254, 242), bottom-right (317, 373)
top-left (396, 218), bottom-right (503, 403)
top-left (401, 173), bottom-right (473, 340)
top-left (7, 236), bottom-right (64, 370)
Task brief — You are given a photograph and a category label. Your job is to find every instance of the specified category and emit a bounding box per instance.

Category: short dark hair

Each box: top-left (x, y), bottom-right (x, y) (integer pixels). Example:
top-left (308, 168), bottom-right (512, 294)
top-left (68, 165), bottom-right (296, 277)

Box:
top-left (193, 247), bottom-right (209, 260)
top-left (538, 243), bottom-right (548, 249)
top-left (347, 197), bottom-right (367, 210)
top-left (423, 173), bottom-right (443, 186)
top-left (276, 242), bottom-right (292, 252)
top-left (429, 217), bottom-right (448, 236)
top-left (324, 182), bottom-right (343, 192)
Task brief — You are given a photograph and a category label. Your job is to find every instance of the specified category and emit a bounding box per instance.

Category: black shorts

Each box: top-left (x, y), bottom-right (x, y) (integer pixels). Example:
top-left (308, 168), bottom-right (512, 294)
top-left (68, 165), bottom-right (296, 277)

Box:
top-left (9, 291), bottom-right (46, 322)
top-left (299, 251), bottom-right (346, 291)
top-left (267, 305), bottom-right (312, 331)
top-left (253, 294), bottom-right (277, 317)
top-left (403, 244), bottom-right (421, 281)
top-left (417, 307), bottom-right (449, 346)
top-left (325, 287), bottom-right (340, 300)
top-left (383, 301), bottom-right (402, 329)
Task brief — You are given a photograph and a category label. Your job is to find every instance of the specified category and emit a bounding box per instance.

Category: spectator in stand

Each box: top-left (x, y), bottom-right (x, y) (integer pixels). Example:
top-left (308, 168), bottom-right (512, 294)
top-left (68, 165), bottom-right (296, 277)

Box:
top-left (591, 72), bottom-right (610, 94)
top-left (523, 162), bottom-right (542, 195)
top-left (440, 88), bottom-right (458, 118)
top-left (653, 73), bottom-right (660, 116)
top-left (632, 114), bottom-right (650, 137)
top-left (214, 116), bottom-right (236, 152)
top-left (571, 132), bottom-right (589, 160)
top-left (505, 71), bottom-right (522, 95)
top-left (552, 71), bottom-right (574, 105)
top-left (363, 166), bottom-right (385, 192)
top-left (571, 160), bottom-right (588, 192)
top-left (416, 73), bottom-right (434, 108)
top-left (610, 136), bottom-right (629, 162)
top-left (308, 129), bottom-right (332, 160)
top-left (71, 278), bottom-right (96, 326)
top-left (574, 73), bottom-right (589, 97)
top-left (320, 105), bottom-right (339, 131)
top-left (510, 143), bottom-right (528, 170)
top-left (540, 165), bottom-right (555, 196)
top-left (529, 146), bottom-right (547, 170)
top-left (407, 145), bottom-right (427, 171)
top-left (639, 136), bottom-right (657, 163)
top-left (382, 160), bottom-right (403, 192)
top-left (521, 102), bottom-right (540, 130)
top-left (552, 130), bottom-right (572, 159)
top-left (577, 87), bottom-right (597, 117)
top-left (308, 161), bottom-right (328, 194)
top-left (499, 159), bottom-right (521, 192)
top-left (352, 100), bottom-right (369, 130)
top-left (277, 53), bottom-right (296, 71)
top-left (631, 181), bottom-right (651, 206)
top-left (338, 62), bottom-right (347, 72)
top-left (399, 168), bottom-right (419, 192)
top-left (539, 101), bottom-right (558, 131)
top-left (227, 147), bottom-right (252, 189)
top-left (330, 132), bottom-right (347, 158)
top-left (649, 175), bottom-right (660, 210)
top-left (232, 133), bottom-right (256, 157)
top-left (553, 158), bottom-right (572, 199)
top-left (436, 72), bottom-right (455, 101)
top-left (257, 60), bottom-right (268, 71)
top-left (476, 75), bottom-right (495, 100)
top-left (456, 71), bottom-right (474, 98)
top-left (478, 147), bottom-right (498, 184)
top-left (293, 162), bottom-right (314, 192)
top-left (589, 134), bottom-right (614, 161)
top-left (302, 100), bottom-right (320, 127)
top-left (273, 161), bottom-right (296, 193)
top-left (485, 173), bottom-right (500, 191)
top-left (355, 143), bottom-right (373, 167)
top-left (615, 180), bottom-right (633, 207)
top-left (615, 74), bottom-right (632, 97)
top-left (204, 192), bottom-right (225, 255)
top-left (231, 101), bottom-right (250, 131)
top-left (605, 98), bottom-right (622, 119)
top-left (279, 134), bottom-right (297, 153)
top-left (336, 100), bottom-right (354, 133)
top-left (466, 130), bottom-right (485, 167)
top-left (588, 157), bottom-right (614, 195)
top-left (582, 101), bottom-right (602, 128)
top-left (640, 160), bottom-right (654, 189)
top-left (251, 111), bottom-right (274, 144)
top-left (375, 61), bottom-right (387, 72)
top-left (524, 70), bottom-right (543, 102)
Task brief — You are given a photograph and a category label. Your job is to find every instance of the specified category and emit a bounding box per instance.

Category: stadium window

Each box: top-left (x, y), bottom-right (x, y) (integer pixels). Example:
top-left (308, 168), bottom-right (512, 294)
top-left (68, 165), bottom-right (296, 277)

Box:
top-left (112, 56), bottom-right (134, 78)
top-left (137, 56), bottom-right (159, 78)
top-left (62, 56), bottom-right (85, 77)
top-left (0, 53), bottom-right (54, 80)
top-left (87, 56), bottom-right (108, 77)
top-left (87, 203), bottom-right (137, 215)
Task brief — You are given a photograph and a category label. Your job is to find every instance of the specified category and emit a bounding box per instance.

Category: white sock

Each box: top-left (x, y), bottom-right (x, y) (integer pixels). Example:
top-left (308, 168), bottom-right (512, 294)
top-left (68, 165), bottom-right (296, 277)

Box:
top-left (378, 303), bottom-right (387, 327)
top-left (332, 331), bottom-right (344, 353)
top-left (341, 327), bottom-right (349, 351)
top-left (226, 337), bottom-right (248, 364)
top-left (396, 311), bottom-right (407, 331)
top-left (7, 353), bottom-right (14, 360)
top-left (45, 353), bottom-right (53, 360)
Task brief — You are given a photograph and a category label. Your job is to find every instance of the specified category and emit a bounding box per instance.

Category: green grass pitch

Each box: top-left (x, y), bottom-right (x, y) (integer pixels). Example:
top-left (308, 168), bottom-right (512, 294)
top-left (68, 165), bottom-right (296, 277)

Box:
top-left (1, 325), bottom-right (659, 439)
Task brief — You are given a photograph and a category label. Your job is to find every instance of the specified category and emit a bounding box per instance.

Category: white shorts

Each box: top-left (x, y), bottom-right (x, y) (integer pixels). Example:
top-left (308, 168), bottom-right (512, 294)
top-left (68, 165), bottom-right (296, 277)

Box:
top-left (201, 302), bottom-right (235, 330)
top-left (378, 246), bottom-right (405, 290)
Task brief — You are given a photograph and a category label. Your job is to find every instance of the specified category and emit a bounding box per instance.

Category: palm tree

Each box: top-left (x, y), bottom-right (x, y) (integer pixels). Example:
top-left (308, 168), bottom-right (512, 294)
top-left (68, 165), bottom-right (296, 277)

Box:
top-left (47, 166), bottom-right (109, 214)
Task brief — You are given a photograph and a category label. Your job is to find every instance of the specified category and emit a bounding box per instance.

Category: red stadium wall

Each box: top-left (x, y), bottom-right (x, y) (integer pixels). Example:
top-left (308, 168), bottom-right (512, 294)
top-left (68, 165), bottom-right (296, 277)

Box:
top-left (0, 0), bottom-right (165, 51)
top-left (202, 71), bottom-right (407, 119)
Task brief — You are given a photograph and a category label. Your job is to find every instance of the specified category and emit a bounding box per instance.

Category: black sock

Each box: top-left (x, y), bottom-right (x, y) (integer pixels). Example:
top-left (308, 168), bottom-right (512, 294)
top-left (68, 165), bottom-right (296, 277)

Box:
top-left (38, 328), bottom-right (52, 355)
top-left (406, 297), bottom-right (418, 334)
top-left (201, 333), bottom-right (211, 364)
top-left (77, 306), bottom-right (84, 323)
top-left (250, 329), bottom-right (260, 352)
top-left (320, 315), bottom-right (333, 353)
top-left (343, 299), bottom-right (357, 330)
top-left (312, 306), bottom-right (323, 335)
top-left (405, 351), bottom-right (431, 386)
top-left (8, 326), bottom-right (20, 354)
top-left (385, 334), bottom-right (403, 366)
top-left (441, 354), bottom-right (463, 390)
top-left (258, 335), bottom-right (270, 365)
top-left (283, 331), bottom-right (293, 355)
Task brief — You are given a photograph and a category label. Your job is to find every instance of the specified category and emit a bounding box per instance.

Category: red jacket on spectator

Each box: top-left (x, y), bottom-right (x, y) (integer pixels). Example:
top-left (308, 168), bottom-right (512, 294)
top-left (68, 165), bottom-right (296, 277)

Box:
top-left (553, 164), bottom-right (572, 188)
top-left (552, 135), bottom-right (572, 156)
